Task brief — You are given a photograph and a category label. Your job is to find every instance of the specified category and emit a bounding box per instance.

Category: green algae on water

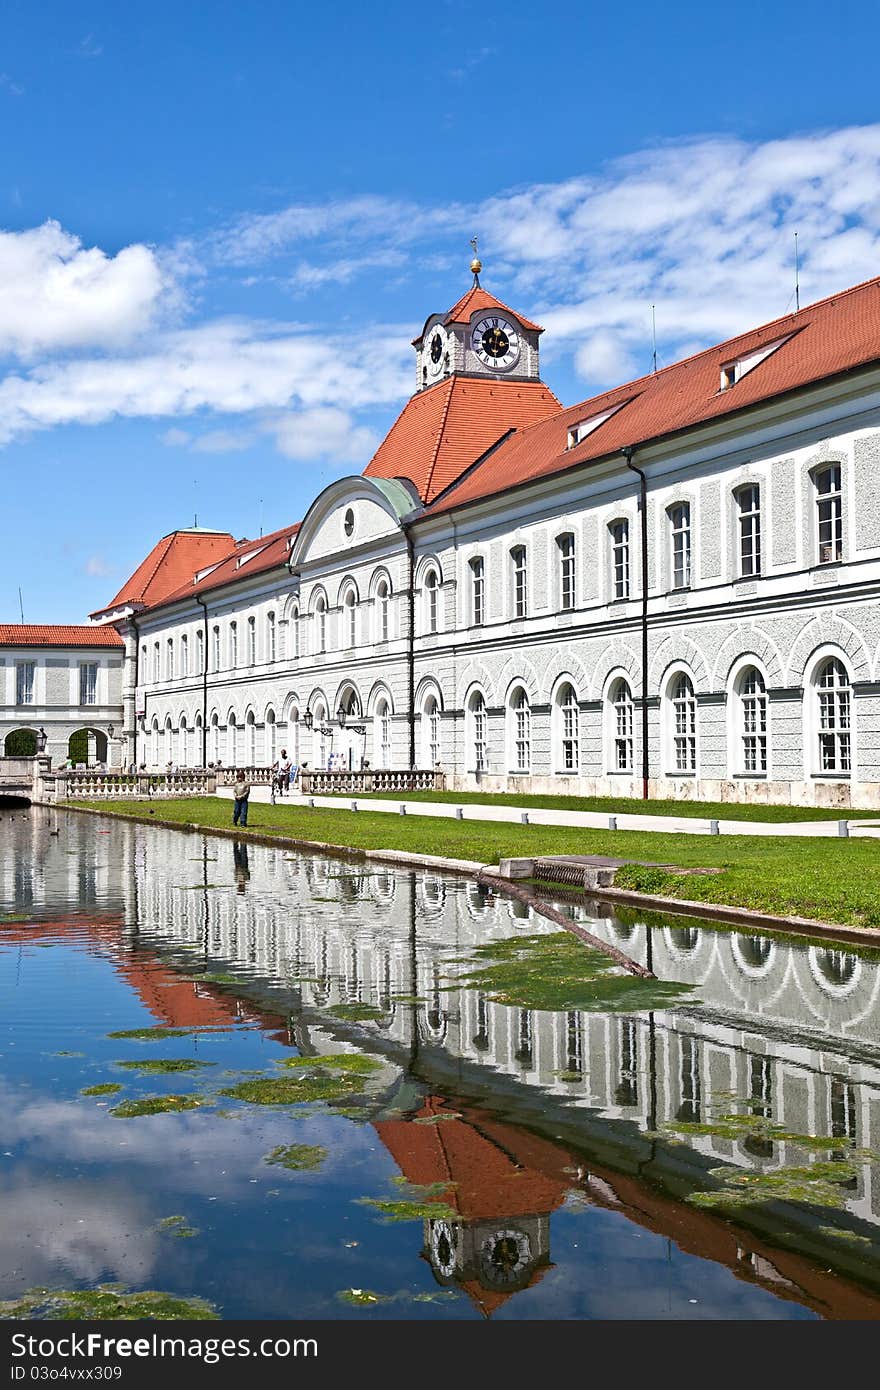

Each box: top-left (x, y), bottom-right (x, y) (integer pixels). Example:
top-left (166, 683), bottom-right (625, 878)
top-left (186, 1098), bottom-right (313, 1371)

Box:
top-left (110, 1094), bottom-right (206, 1118)
top-left (80, 1083), bottom-right (122, 1097)
top-left (107, 1027), bottom-right (196, 1041)
top-left (688, 1160), bottom-right (861, 1212)
top-left (391, 1177), bottom-right (456, 1198)
top-left (357, 1197), bottom-right (458, 1223)
top-left (328, 1003), bottom-right (385, 1022)
top-left (413, 1111), bottom-right (461, 1125)
top-left (115, 1059), bottom-right (215, 1074)
top-left (157, 1215), bottom-right (199, 1238)
top-left (336, 1288), bottom-right (390, 1306)
top-left (264, 1143), bottom-right (328, 1171)
top-left (220, 1074), bottom-right (365, 1105)
top-left (0, 1286), bottom-right (217, 1321)
top-left (818, 1225), bottom-right (873, 1245)
top-left (275, 1053), bottom-right (381, 1075)
top-left (450, 932), bottom-right (694, 1013)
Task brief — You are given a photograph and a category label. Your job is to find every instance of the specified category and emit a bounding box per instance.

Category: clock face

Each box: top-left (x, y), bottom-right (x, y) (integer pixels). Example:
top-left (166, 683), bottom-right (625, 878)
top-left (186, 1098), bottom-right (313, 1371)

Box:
top-left (425, 324), bottom-right (448, 377)
top-left (471, 315), bottom-right (520, 370)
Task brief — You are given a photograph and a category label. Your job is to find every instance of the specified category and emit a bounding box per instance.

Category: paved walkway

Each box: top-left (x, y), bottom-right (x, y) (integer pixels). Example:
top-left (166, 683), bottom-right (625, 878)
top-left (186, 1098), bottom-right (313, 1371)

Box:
top-left (214, 785), bottom-right (880, 838)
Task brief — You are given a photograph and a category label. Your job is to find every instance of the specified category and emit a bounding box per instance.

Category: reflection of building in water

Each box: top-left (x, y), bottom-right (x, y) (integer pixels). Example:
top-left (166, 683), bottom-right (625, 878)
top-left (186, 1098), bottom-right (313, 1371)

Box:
top-left (375, 1094), bottom-right (570, 1315)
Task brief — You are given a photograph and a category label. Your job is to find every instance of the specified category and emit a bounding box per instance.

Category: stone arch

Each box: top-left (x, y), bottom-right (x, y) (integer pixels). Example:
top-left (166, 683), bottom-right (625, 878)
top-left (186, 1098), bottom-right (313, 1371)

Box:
top-left (335, 573), bottom-right (360, 606)
top-left (415, 674), bottom-right (444, 710)
top-left (712, 628), bottom-right (784, 689)
top-left (280, 691), bottom-right (302, 723)
top-left (334, 678), bottom-right (365, 718)
top-left (367, 680), bottom-right (395, 716)
top-left (649, 634), bottom-right (711, 695)
top-left (589, 640), bottom-right (640, 699)
top-left (4, 728), bottom-right (37, 756)
top-left (787, 615), bottom-right (871, 685)
top-left (368, 565), bottom-right (393, 598)
top-left (305, 686), bottom-right (330, 717)
top-left (414, 552), bottom-right (443, 586)
top-left (456, 659), bottom-right (496, 709)
top-left (497, 654), bottom-right (541, 704)
top-left (539, 649), bottom-right (591, 702)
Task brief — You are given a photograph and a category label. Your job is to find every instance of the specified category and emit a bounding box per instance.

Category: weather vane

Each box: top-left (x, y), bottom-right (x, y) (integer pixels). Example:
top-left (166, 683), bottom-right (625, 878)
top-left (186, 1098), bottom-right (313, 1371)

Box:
top-left (470, 236), bottom-right (482, 285)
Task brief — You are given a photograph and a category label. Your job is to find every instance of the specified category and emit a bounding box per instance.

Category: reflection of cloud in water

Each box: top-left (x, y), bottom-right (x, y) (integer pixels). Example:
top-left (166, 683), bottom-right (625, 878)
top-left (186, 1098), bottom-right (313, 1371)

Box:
top-left (0, 1176), bottom-right (159, 1295)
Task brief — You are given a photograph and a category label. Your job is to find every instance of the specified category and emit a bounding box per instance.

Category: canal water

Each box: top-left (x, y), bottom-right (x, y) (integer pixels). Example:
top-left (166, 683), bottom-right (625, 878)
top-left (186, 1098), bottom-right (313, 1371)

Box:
top-left (2, 807), bottom-right (880, 1321)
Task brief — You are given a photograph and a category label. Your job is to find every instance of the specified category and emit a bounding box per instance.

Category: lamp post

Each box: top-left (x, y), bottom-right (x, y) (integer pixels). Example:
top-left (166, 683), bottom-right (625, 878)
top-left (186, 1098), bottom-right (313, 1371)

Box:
top-left (36, 727), bottom-right (47, 754)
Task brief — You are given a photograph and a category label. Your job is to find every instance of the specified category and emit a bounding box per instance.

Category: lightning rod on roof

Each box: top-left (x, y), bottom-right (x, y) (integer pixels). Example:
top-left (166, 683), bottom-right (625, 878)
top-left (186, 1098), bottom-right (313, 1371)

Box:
top-left (651, 305), bottom-right (658, 375)
top-left (18, 587), bottom-right (23, 623)
top-left (794, 230), bottom-right (800, 313)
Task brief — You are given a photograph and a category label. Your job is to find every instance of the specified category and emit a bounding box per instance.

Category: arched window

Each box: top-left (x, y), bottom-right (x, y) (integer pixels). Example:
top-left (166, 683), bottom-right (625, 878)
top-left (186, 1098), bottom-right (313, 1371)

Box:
top-left (557, 534), bottom-right (575, 610)
top-left (153, 643), bottom-right (160, 682)
top-left (737, 666), bottom-right (767, 774)
top-left (212, 626), bottom-right (220, 672)
top-left (196, 629), bottom-right (204, 675)
top-left (610, 678), bottom-right (634, 772)
top-left (468, 690), bottom-right (487, 773)
top-left (312, 700), bottom-right (328, 768)
top-left (194, 713), bottom-right (203, 767)
top-left (150, 717), bottom-right (159, 766)
top-left (343, 589), bottom-right (357, 648)
top-left (210, 713), bottom-right (219, 764)
top-left (179, 716), bottom-right (188, 768)
top-left (815, 464), bottom-right (842, 564)
top-left (375, 578), bottom-right (390, 643)
top-left (265, 708), bottom-right (277, 765)
top-left (374, 698), bottom-right (391, 767)
top-left (267, 611), bottom-right (277, 663)
top-left (421, 694), bottom-right (440, 767)
top-left (246, 711), bottom-right (256, 765)
top-left (554, 682), bottom-right (579, 772)
top-left (424, 568), bottom-right (439, 633)
top-left (314, 595), bottom-right (327, 654)
top-left (248, 616), bottom-right (256, 666)
top-left (670, 673), bottom-right (696, 773)
top-left (227, 713), bottom-right (238, 766)
top-left (509, 686), bottom-right (530, 772)
top-left (816, 657), bottom-right (851, 773)
top-left (167, 639), bottom-right (174, 681)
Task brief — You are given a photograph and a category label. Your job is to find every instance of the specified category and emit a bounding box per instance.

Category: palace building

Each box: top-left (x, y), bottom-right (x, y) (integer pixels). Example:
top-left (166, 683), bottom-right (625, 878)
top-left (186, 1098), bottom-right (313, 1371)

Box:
top-left (7, 264), bottom-right (880, 807)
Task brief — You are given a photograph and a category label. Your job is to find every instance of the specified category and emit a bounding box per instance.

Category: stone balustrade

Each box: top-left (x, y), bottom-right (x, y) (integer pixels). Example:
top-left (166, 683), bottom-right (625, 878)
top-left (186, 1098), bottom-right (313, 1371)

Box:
top-left (300, 768), bottom-right (444, 795)
top-left (218, 766), bottom-right (274, 786)
top-left (62, 769), bottom-right (217, 799)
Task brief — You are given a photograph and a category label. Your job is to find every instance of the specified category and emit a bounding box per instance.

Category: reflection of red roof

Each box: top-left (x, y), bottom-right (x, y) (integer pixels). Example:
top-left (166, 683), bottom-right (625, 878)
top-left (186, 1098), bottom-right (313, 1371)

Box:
top-left (92, 530), bottom-right (234, 617)
top-left (363, 376), bottom-right (559, 503)
top-left (429, 274), bottom-right (880, 514)
top-left (0, 624), bottom-right (123, 648)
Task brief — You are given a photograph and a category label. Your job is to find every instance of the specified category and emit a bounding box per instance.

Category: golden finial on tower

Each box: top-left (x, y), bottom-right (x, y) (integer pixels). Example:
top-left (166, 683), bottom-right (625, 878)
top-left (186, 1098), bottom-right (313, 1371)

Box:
top-left (469, 235), bottom-right (482, 285)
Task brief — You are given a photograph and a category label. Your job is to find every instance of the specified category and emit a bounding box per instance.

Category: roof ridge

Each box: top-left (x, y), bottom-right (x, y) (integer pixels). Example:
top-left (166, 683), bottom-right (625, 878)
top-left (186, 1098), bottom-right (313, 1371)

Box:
top-left (423, 376), bottom-right (457, 500)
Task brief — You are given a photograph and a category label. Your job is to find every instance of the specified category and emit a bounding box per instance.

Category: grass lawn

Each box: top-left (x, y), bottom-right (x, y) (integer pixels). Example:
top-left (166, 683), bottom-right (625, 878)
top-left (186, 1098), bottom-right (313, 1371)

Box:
top-left (68, 796), bottom-right (880, 929)
top-left (315, 788), bottom-right (872, 822)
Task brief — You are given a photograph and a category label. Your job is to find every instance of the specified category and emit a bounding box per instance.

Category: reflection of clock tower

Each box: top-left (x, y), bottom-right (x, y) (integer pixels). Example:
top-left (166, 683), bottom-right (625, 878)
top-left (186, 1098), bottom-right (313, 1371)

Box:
top-left (413, 254), bottom-right (544, 392)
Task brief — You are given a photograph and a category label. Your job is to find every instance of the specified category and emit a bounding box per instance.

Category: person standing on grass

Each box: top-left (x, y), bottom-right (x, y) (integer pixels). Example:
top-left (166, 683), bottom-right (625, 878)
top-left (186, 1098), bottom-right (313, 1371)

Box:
top-left (232, 770), bottom-right (250, 827)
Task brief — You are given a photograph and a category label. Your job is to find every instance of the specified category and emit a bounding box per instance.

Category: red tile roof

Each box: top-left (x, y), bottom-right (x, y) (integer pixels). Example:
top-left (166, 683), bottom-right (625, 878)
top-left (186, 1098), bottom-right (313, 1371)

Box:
top-left (139, 521), bottom-right (300, 614)
top-left (93, 529), bottom-right (235, 617)
top-left (363, 374), bottom-right (560, 502)
top-left (0, 624), bottom-right (123, 648)
top-left (429, 274), bottom-right (880, 514)
top-left (413, 285), bottom-right (543, 345)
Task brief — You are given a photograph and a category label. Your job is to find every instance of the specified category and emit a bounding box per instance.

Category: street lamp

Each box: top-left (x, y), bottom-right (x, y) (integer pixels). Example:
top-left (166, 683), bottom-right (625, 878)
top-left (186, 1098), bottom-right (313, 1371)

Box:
top-left (36, 727), bottom-right (47, 754)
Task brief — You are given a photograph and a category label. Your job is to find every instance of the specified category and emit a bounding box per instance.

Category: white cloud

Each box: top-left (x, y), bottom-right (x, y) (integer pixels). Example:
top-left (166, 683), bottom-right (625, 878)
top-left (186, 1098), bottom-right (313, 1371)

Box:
top-left (268, 407), bottom-right (379, 465)
top-left (84, 554), bottom-right (112, 577)
top-left (0, 221), bottom-right (169, 358)
top-left (160, 427), bottom-right (191, 447)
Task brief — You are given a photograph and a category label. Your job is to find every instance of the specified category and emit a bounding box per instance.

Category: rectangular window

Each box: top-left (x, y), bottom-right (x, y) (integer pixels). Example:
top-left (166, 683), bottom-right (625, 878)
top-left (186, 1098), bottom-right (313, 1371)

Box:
top-left (737, 484), bottom-right (762, 577)
top-left (470, 557), bottom-right (484, 627)
top-left (816, 464), bottom-right (843, 564)
top-left (212, 627), bottom-right (220, 672)
top-left (248, 617), bottom-right (256, 666)
top-left (229, 622), bottom-right (237, 668)
top-left (79, 663), bottom-right (97, 705)
top-left (196, 630), bottom-right (204, 675)
top-left (181, 634), bottom-right (188, 677)
top-left (511, 545), bottom-right (527, 619)
top-left (153, 643), bottom-right (160, 682)
top-left (557, 534), bottom-right (575, 610)
top-left (610, 519), bottom-right (630, 599)
top-left (15, 662), bottom-right (35, 705)
top-left (669, 503), bottom-right (691, 589)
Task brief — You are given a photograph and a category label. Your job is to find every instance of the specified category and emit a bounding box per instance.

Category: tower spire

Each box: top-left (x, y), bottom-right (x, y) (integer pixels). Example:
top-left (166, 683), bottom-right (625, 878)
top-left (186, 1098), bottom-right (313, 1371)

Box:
top-left (470, 236), bottom-right (482, 287)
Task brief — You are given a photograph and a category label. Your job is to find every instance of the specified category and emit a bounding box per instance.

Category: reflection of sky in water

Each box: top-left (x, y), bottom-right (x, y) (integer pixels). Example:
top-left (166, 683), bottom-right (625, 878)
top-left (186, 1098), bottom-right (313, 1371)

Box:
top-left (2, 810), bottom-right (880, 1319)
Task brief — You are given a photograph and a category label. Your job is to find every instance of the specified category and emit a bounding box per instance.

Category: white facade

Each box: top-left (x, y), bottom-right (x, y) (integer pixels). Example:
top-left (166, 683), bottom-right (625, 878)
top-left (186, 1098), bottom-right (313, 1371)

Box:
top-left (0, 640), bottom-right (124, 767)
top-left (106, 284), bottom-right (880, 809)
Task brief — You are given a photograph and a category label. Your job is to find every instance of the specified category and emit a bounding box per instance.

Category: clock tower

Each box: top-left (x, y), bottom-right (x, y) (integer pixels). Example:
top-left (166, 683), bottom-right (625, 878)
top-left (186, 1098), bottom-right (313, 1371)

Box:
top-left (413, 257), bottom-right (544, 392)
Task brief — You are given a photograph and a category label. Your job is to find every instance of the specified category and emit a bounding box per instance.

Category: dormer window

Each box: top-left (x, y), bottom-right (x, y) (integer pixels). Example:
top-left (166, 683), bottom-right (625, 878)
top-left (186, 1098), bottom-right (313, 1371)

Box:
top-left (566, 400), bottom-right (631, 450)
top-left (719, 334), bottom-right (793, 392)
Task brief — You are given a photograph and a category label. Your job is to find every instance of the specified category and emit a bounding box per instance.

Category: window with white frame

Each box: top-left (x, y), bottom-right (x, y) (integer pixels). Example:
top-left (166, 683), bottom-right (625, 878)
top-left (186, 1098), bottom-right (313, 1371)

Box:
top-left (313, 701), bottom-right (328, 767)
top-left (181, 633), bottom-right (188, 676)
top-left (248, 616), bottom-right (256, 666)
top-left (421, 694), bottom-right (440, 766)
top-left (15, 662), bottom-right (35, 705)
top-left (510, 687), bottom-right (530, 772)
top-left (267, 611), bottom-right (277, 662)
top-left (166, 638), bottom-right (174, 681)
top-left (344, 589), bottom-right (357, 648)
top-left (556, 682), bottom-right (579, 772)
top-left (469, 690), bottom-right (487, 772)
top-left (557, 533), bottom-right (575, 611)
top-left (314, 595), bottom-right (327, 653)
top-left (79, 663), bottom-right (97, 706)
top-left (736, 484), bottom-right (761, 577)
top-left (815, 464), bottom-right (842, 564)
top-left (153, 643), bottom-right (160, 682)
top-left (210, 714), bottom-right (219, 763)
top-left (212, 627), bottom-right (220, 672)
top-left (610, 519), bottom-right (630, 599)
top-left (511, 545), bottom-right (527, 619)
top-left (738, 666), bottom-right (767, 774)
top-left (816, 657), bottom-right (851, 774)
top-left (229, 622), bottom-right (238, 668)
top-left (374, 698), bottom-right (391, 767)
top-left (669, 503), bottom-right (691, 589)
top-left (610, 677), bottom-right (634, 772)
top-left (228, 714), bottom-right (238, 766)
top-left (670, 672), bottom-right (696, 772)
top-left (247, 713), bottom-right (256, 764)
top-left (424, 568), bottom-right (439, 633)
top-left (179, 717), bottom-right (188, 768)
top-left (196, 629), bottom-right (204, 675)
top-left (376, 579), bottom-right (389, 642)
top-left (266, 709), bottom-right (277, 764)
top-left (470, 557), bottom-right (484, 627)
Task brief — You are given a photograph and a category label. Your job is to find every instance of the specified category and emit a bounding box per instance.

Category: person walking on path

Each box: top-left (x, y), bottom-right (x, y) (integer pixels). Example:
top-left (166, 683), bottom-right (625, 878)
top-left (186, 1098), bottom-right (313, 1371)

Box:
top-left (232, 770), bottom-right (250, 826)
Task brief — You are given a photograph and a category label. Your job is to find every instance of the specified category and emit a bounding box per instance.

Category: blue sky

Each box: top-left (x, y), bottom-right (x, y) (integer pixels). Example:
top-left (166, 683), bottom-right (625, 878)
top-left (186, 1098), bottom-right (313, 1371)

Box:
top-left (3, 0), bottom-right (880, 621)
